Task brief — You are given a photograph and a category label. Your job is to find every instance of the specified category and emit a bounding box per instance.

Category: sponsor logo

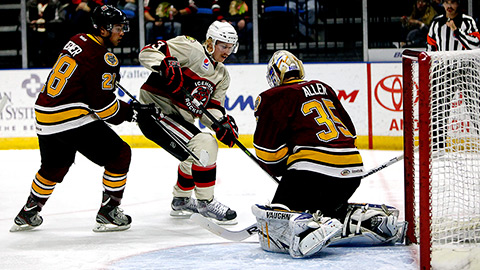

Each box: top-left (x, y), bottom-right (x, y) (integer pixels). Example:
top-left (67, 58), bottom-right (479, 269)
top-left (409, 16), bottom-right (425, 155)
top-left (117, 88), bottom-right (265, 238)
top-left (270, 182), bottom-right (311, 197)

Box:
top-left (202, 58), bottom-right (209, 70)
top-left (374, 75), bottom-right (403, 112)
top-left (266, 211), bottom-right (292, 220)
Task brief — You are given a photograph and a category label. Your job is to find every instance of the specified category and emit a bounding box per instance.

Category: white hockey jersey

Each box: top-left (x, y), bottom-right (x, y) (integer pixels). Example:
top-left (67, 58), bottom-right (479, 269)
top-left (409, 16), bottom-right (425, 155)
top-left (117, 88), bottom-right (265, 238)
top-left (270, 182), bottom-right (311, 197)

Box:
top-left (138, 35), bottom-right (230, 127)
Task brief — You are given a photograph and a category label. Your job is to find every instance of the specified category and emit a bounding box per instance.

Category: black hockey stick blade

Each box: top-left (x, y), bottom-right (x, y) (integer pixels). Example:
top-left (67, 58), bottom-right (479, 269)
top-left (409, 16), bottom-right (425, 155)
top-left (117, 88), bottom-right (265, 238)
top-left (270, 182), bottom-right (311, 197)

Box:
top-left (190, 213), bottom-right (258, 241)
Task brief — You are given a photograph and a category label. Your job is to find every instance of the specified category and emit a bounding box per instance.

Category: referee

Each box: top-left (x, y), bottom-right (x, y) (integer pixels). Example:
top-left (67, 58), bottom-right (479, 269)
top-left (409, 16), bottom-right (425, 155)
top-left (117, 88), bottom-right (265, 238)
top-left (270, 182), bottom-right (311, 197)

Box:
top-left (427, 0), bottom-right (480, 51)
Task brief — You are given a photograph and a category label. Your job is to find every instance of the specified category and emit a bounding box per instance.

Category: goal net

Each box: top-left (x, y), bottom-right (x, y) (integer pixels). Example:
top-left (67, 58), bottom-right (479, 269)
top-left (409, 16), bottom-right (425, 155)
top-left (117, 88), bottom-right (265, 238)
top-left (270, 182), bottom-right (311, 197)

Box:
top-left (402, 49), bottom-right (480, 270)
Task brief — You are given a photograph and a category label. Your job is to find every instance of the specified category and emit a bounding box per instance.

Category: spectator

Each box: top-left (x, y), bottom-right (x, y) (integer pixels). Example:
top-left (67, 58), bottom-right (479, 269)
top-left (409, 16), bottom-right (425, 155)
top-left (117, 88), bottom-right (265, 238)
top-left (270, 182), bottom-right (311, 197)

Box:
top-left (181, 0), bottom-right (222, 41)
top-left (144, 0), bottom-right (195, 44)
top-left (431, 0), bottom-right (445, 15)
top-left (287, 0), bottom-right (321, 39)
top-left (401, 0), bottom-right (437, 48)
top-left (218, 0), bottom-right (253, 61)
top-left (116, 0), bottom-right (138, 19)
top-left (63, 0), bottom-right (104, 37)
top-left (26, 0), bottom-right (65, 67)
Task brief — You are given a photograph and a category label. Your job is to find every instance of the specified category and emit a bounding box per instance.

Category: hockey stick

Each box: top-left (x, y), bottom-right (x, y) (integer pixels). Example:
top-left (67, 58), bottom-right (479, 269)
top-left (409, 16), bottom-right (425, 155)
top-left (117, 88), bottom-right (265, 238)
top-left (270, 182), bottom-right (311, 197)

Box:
top-left (0, 96), bottom-right (7, 112)
top-left (361, 153), bottom-right (404, 179)
top-left (361, 147), bottom-right (419, 179)
top-left (115, 83), bottom-right (206, 166)
top-left (190, 213), bottom-right (259, 241)
top-left (180, 87), bottom-right (280, 184)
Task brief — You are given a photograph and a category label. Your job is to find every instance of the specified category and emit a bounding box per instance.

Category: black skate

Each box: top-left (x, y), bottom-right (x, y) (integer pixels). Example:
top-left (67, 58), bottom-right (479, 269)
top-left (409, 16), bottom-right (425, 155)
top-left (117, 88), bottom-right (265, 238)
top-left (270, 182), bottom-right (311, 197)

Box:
top-left (10, 196), bottom-right (43, 232)
top-left (93, 194), bottom-right (131, 232)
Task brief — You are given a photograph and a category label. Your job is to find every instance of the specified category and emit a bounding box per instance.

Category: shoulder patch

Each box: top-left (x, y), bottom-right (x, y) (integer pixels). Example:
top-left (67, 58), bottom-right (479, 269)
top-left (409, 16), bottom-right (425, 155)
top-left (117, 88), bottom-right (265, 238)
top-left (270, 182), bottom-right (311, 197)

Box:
top-left (185, 36), bottom-right (197, 42)
top-left (104, 52), bottom-right (119, 67)
top-left (254, 95), bottom-right (262, 113)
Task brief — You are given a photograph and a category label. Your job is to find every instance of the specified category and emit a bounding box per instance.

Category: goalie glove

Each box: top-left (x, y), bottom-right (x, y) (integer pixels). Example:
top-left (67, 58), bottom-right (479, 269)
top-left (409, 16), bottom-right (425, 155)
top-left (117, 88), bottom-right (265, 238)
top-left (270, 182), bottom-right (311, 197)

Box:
top-left (131, 102), bottom-right (161, 122)
top-left (158, 56), bottom-right (183, 93)
top-left (213, 115), bottom-right (239, 148)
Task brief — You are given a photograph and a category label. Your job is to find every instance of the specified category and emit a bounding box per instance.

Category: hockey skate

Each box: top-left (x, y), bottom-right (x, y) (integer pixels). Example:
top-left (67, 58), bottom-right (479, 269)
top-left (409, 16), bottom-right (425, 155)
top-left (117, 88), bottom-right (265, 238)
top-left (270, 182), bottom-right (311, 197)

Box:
top-left (289, 212), bottom-right (342, 258)
top-left (170, 197), bottom-right (198, 218)
top-left (93, 194), bottom-right (131, 232)
top-left (10, 196), bottom-right (43, 232)
top-left (197, 198), bottom-right (237, 225)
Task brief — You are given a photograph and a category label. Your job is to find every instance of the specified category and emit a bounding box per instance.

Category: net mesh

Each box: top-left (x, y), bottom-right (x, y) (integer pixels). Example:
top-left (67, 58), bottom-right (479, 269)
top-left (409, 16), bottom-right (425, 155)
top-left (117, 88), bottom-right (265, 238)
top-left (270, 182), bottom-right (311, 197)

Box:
top-left (409, 50), bottom-right (480, 247)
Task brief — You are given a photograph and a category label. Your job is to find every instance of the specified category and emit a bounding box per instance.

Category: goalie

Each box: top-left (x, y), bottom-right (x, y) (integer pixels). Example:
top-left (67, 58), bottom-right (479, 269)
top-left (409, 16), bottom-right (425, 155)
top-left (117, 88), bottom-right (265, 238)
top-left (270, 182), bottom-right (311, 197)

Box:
top-left (252, 50), bottom-right (406, 258)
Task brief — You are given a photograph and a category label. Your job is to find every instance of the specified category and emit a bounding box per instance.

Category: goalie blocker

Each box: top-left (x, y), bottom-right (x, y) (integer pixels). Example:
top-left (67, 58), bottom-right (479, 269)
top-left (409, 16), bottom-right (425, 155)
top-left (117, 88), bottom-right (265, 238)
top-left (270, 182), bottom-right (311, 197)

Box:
top-left (252, 203), bottom-right (407, 258)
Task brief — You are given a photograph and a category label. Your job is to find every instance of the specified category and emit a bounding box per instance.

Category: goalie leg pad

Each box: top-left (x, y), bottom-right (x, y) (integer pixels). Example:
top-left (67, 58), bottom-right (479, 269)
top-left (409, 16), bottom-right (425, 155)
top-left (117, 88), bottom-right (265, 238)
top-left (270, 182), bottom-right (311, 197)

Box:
top-left (289, 213), bottom-right (342, 258)
top-left (336, 203), bottom-right (406, 246)
top-left (251, 204), bottom-right (301, 254)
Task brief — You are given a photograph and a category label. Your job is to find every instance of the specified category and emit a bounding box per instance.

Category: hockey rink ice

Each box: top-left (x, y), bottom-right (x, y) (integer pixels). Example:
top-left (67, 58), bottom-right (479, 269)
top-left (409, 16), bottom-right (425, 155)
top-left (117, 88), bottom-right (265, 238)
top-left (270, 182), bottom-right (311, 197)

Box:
top-left (0, 148), bottom-right (422, 269)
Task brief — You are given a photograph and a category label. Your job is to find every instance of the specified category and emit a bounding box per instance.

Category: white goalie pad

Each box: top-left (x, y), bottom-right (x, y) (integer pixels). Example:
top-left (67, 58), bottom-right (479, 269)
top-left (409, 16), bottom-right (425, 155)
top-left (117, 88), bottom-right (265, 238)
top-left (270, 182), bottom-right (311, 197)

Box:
top-left (251, 204), bottom-right (299, 254)
top-left (251, 204), bottom-right (342, 258)
top-left (330, 203), bottom-right (407, 247)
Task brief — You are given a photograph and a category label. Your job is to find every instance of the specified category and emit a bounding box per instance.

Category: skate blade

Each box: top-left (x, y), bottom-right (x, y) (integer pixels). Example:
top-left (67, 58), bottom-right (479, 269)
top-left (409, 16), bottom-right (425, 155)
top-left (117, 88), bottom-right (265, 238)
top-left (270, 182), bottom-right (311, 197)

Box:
top-left (92, 222), bottom-right (131, 232)
top-left (170, 209), bottom-right (195, 218)
top-left (9, 223), bottom-right (37, 232)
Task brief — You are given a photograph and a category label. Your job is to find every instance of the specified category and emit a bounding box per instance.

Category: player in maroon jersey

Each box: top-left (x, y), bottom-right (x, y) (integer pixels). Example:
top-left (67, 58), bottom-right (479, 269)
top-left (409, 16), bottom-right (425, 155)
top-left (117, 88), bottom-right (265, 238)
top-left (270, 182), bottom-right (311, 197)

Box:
top-left (251, 50), bottom-right (406, 258)
top-left (10, 5), bottom-right (142, 233)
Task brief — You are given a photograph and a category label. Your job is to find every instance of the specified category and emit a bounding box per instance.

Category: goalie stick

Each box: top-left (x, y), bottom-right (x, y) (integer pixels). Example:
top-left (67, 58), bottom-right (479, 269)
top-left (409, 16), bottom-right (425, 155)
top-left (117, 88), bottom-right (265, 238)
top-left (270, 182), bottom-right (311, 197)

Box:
top-left (190, 213), bottom-right (258, 241)
top-left (180, 87), bottom-right (280, 184)
top-left (115, 83), bottom-right (206, 166)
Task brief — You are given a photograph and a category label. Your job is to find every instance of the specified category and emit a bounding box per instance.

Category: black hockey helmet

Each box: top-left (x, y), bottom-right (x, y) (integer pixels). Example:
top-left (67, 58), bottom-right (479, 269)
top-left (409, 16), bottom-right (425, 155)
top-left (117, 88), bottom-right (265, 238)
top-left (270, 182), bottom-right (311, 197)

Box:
top-left (91, 5), bottom-right (129, 33)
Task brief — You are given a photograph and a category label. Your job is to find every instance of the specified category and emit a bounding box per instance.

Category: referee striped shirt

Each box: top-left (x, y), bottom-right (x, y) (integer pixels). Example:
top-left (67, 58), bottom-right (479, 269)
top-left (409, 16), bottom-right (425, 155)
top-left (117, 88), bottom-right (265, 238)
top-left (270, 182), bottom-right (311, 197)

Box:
top-left (427, 13), bottom-right (480, 51)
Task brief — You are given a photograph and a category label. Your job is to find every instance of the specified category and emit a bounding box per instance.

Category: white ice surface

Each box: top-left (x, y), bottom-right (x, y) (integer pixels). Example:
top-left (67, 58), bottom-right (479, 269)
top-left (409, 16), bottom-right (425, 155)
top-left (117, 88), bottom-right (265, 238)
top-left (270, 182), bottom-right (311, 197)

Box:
top-left (0, 148), bottom-right (418, 269)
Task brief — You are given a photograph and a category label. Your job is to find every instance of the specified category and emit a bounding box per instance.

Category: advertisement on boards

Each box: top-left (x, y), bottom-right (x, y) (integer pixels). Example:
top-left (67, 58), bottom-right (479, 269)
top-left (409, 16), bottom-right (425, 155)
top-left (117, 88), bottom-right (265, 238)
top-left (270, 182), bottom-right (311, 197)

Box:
top-left (0, 63), bottom-right (404, 149)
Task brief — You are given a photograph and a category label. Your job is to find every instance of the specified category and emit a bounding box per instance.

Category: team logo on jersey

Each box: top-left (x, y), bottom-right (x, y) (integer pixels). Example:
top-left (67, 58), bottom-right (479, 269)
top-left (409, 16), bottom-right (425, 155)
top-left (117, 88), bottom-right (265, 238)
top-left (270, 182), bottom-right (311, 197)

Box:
top-left (185, 80), bottom-right (214, 116)
top-left (104, 52), bottom-right (119, 67)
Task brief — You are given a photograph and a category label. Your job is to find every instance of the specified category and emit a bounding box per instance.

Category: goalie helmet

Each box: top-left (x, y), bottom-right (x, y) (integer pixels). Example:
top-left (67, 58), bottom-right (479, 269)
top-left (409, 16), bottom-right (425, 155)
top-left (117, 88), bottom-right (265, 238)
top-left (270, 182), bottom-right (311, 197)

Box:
top-left (91, 5), bottom-right (130, 33)
top-left (266, 50), bottom-right (305, 88)
top-left (205, 21), bottom-right (239, 54)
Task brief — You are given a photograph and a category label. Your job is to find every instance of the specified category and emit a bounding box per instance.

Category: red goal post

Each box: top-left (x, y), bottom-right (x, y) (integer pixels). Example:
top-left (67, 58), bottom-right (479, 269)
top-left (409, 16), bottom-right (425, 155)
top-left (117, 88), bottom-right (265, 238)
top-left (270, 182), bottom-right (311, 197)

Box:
top-left (402, 49), bottom-right (480, 270)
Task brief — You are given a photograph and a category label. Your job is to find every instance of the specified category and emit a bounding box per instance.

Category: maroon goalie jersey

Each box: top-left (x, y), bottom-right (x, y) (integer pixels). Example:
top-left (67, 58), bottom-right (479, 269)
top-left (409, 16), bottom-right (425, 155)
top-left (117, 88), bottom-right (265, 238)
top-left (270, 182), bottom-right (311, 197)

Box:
top-left (253, 79), bottom-right (364, 178)
top-left (35, 33), bottom-right (131, 135)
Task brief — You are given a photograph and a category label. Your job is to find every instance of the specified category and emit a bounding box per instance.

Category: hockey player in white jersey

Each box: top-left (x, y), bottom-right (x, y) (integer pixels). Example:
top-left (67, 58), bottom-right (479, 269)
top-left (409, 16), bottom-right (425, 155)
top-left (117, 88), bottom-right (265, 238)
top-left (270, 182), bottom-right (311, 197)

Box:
top-left (136, 21), bottom-right (239, 225)
top-left (251, 50), bottom-right (406, 258)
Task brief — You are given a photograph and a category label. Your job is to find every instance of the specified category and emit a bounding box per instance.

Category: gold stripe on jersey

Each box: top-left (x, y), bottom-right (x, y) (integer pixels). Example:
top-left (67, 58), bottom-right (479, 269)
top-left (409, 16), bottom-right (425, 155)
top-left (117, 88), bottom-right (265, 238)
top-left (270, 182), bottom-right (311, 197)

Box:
top-left (286, 147), bottom-right (364, 178)
top-left (103, 170), bottom-right (127, 192)
top-left (287, 149), bottom-right (363, 166)
top-left (35, 108), bottom-right (90, 124)
top-left (94, 99), bottom-right (119, 120)
top-left (31, 173), bottom-right (57, 198)
top-left (254, 144), bottom-right (289, 163)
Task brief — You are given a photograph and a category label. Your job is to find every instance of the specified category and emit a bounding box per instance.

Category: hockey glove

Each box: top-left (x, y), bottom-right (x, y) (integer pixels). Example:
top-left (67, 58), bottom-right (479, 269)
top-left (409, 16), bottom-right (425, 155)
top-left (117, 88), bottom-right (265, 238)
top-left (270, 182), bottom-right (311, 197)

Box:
top-left (213, 115), bottom-right (239, 148)
top-left (131, 102), bottom-right (160, 122)
top-left (158, 56), bottom-right (183, 93)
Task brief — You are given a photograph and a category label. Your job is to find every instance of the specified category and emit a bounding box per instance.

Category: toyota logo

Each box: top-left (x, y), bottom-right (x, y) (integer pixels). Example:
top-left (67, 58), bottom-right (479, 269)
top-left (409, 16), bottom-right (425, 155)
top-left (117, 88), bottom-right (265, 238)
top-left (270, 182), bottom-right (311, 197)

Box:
top-left (375, 75), bottom-right (403, 112)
